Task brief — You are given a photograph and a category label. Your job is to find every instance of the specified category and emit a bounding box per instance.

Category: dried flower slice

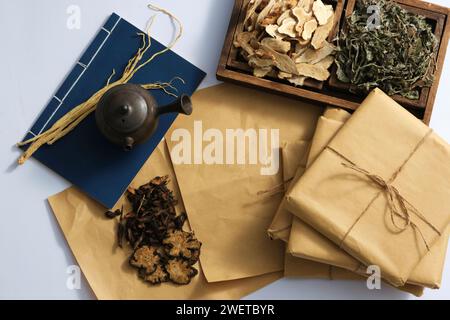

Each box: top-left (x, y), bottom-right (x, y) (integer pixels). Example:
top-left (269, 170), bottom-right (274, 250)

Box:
top-left (265, 24), bottom-right (283, 38)
top-left (261, 37), bottom-right (291, 53)
top-left (276, 10), bottom-right (291, 26)
top-left (129, 246), bottom-right (160, 275)
top-left (144, 264), bottom-right (169, 285)
top-left (254, 66), bottom-right (273, 78)
top-left (314, 55), bottom-right (334, 69)
top-left (288, 76), bottom-right (307, 86)
top-left (312, 0), bottom-right (334, 25)
top-left (311, 13), bottom-right (334, 49)
top-left (249, 56), bottom-right (274, 69)
top-left (260, 44), bottom-right (299, 75)
top-left (299, 0), bottom-right (314, 12)
top-left (295, 41), bottom-right (335, 64)
top-left (163, 230), bottom-right (202, 260)
top-left (261, 1), bottom-right (284, 26)
top-left (278, 71), bottom-right (293, 79)
top-left (302, 18), bottom-right (318, 40)
top-left (166, 259), bottom-right (199, 285)
top-left (234, 31), bottom-right (257, 56)
top-left (278, 17), bottom-right (297, 38)
top-left (245, 0), bottom-right (263, 31)
top-left (296, 62), bottom-right (330, 81)
top-left (257, 0), bottom-right (277, 26)
top-left (292, 7), bottom-right (312, 35)
top-left (283, 0), bottom-right (298, 10)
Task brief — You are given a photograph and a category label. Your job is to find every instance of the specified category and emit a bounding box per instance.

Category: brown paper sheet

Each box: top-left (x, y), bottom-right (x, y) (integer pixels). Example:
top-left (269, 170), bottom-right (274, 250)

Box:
top-left (165, 83), bottom-right (323, 282)
top-left (48, 142), bottom-right (282, 299)
top-left (286, 89), bottom-right (450, 287)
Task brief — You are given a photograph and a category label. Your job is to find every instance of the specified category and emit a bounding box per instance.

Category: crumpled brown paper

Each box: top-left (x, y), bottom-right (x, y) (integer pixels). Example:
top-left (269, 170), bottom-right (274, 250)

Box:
top-left (48, 142), bottom-right (282, 299)
top-left (165, 83), bottom-right (323, 282)
top-left (286, 88), bottom-right (450, 287)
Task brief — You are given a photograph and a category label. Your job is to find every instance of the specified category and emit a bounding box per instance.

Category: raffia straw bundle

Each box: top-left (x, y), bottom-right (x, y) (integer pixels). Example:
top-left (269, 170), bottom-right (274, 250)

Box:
top-left (17, 4), bottom-right (183, 165)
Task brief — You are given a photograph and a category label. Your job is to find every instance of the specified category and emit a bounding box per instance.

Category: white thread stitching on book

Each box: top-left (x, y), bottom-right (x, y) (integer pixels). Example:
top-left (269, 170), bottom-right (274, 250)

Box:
top-left (77, 61), bottom-right (87, 69)
top-left (37, 16), bottom-right (122, 135)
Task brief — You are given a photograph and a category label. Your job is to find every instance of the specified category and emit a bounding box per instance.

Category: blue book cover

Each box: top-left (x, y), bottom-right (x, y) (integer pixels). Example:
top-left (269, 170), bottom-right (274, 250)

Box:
top-left (21, 13), bottom-right (206, 208)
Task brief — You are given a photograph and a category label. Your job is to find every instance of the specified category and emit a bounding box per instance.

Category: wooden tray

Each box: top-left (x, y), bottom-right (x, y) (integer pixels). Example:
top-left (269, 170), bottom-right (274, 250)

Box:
top-left (328, 0), bottom-right (445, 110)
top-left (217, 0), bottom-right (450, 124)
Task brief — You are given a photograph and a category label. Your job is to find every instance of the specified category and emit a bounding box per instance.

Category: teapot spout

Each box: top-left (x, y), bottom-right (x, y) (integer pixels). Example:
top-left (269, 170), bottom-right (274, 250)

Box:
top-left (157, 94), bottom-right (193, 116)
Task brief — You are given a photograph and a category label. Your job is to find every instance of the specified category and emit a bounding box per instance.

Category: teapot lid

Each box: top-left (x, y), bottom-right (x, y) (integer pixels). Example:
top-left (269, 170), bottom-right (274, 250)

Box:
top-left (97, 84), bottom-right (156, 133)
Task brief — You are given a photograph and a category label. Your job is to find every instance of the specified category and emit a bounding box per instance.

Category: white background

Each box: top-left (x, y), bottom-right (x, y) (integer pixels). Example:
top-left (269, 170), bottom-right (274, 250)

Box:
top-left (0, 0), bottom-right (449, 300)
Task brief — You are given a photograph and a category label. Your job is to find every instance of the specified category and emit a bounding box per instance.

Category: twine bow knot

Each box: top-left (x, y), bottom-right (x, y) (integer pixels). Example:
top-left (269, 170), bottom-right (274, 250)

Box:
top-left (340, 161), bottom-right (441, 251)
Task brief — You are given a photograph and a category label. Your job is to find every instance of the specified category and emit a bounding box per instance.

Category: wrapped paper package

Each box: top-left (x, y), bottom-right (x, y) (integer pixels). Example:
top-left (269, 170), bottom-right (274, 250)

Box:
top-left (282, 108), bottom-right (423, 296)
top-left (267, 140), bottom-right (309, 241)
top-left (290, 217), bottom-right (449, 289)
top-left (48, 142), bottom-right (282, 299)
top-left (269, 108), bottom-right (351, 242)
top-left (165, 83), bottom-right (322, 282)
top-left (286, 88), bottom-right (450, 287)
top-left (284, 108), bottom-right (355, 278)
top-left (288, 109), bottom-right (449, 290)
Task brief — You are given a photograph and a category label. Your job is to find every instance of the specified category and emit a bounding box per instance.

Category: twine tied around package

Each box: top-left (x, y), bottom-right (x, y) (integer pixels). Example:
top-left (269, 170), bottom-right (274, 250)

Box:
top-left (257, 177), bottom-right (293, 198)
top-left (327, 129), bottom-right (441, 252)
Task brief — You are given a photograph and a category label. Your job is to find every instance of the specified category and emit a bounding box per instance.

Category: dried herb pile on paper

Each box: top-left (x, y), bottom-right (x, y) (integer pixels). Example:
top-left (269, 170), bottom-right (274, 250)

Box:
top-left (335, 0), bottom-right (438, 100)
top-left (105, 176), bottom-right (202, 285)
top-left (234, 0), bottom-right (337, 86)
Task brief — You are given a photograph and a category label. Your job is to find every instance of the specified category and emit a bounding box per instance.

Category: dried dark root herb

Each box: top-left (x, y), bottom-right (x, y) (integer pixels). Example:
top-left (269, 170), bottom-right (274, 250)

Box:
top-left (105, 176), bottom-right (201, 286)
top-left (105, 209), bottom-right (122, 219)
top-left (335, 0), bottom-right (438, 99)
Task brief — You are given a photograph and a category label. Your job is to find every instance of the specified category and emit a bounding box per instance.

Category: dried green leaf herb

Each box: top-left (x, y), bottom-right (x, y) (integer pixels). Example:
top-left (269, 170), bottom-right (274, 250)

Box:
top-left (335, 0), bottom-right (438, 99)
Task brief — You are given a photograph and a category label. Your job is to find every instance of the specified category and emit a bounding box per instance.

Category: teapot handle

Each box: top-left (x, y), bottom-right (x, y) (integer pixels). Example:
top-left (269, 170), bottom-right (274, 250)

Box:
top-left (157, 94), bottom-right (193, 116)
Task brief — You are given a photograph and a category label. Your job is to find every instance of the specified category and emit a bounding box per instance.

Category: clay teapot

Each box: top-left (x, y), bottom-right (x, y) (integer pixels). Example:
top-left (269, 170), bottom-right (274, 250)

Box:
top-left (95, 83), bottom-right (192, 150)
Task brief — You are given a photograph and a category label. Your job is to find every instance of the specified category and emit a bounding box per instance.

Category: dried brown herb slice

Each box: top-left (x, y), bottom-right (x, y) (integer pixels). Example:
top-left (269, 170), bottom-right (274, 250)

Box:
top-left (165, 259), bottom-right (198, 285)
top-left (129, 246), bottom-right (160, 275)
top-left (186, 248), bottom-right (200, 266)
top-left (144, 264), bottom-right (169, 285)
top-left (163, 230), bottom-right (202, 260)
top-left (108, 175), bottom-right (201, 286)
top-left (105, 209), bottom-right (122, 219)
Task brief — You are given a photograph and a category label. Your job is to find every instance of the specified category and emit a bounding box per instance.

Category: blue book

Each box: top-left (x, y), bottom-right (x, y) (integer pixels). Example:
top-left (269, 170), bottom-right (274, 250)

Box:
top-left (21, 13), bottom-right (206, 208)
